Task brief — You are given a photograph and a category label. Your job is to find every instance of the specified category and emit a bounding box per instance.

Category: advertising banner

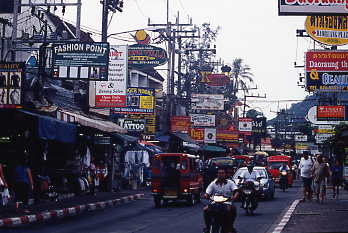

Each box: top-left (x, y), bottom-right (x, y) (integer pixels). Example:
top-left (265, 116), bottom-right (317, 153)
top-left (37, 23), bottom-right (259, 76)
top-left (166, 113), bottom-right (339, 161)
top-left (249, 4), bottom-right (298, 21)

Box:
top-left (0, 62), bottom-right (24, 108)
top-left (206, 74), bottom-right (230, 87)
top-left (252, 117), bottom-right (267, 135)
top-left (170, 116), bottom-right (191, 133)
top-left (112, 87), bottom-right (155, 114)
top-left (317, 105), bottom-right (345, 121)
top-left (191, 94), bottom-right (224, 111)
top-left (117, 118), bottom-right (146, 132)
top-left (190, 128), bottom-right (204, 142)
top-left (305, 16), bottom-right (348, 46)
top-left (52, 42), bottom-right (109, 80)
top-left (190, 114), bottom-right (215, 127)
top-left (204, 128), bottom-right (217, 144)
top-left (95, 45), bottom-right (128, 107)
top-left (305, 50), bottom-right (348, 91)
top-left (128, 44), bottom-right (167, 68)
top-left (128, 114), bottom-right (156, 135)
top-left (216, 130), bottom-right (239, 143)
top-left (238, 118), bottom-right (253, 134)
top-left (279, 0), bottom-right (348, 16)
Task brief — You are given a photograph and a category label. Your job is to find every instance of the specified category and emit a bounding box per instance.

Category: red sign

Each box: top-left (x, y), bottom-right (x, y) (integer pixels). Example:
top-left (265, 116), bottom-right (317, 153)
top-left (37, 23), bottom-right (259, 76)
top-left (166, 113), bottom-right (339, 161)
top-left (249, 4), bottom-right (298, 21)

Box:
top-left (216, 130), bottom-right (239, 143)
top-left (95, 95), bottom-right (126, 108)
top-left (206, 74), bottom-right (230, 87)
top-left (170, 116), bottom-right (191, 133)
top-left (190, 128), bottom-right (204, 142)
top-left (306, 51), bottom-right (348, 72)
top-left (317, 105), bottom-right (345, 120)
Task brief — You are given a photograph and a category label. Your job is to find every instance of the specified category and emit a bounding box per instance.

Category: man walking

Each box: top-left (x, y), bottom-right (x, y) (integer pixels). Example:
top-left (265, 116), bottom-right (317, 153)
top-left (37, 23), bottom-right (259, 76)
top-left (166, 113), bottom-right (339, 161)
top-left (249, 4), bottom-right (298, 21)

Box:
top-left (299, 151), bottom-right (314, 201)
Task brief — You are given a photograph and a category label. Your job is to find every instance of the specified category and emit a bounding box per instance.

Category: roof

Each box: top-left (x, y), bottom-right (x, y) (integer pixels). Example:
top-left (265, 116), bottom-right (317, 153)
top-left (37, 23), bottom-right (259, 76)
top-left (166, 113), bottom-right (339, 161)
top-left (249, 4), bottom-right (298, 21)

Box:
top-left (45, 12), bottom-right (94, 42)
top-left (130, 67), bottom-right (165, 82)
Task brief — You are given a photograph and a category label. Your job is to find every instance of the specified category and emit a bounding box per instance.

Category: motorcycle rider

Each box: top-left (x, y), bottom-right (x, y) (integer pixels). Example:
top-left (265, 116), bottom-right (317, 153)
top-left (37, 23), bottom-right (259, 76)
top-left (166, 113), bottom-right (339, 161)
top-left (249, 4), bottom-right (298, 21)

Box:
top-left (279, 162), bottom-right (290, 172)
top-left (240, 163), bottom-right (259, 181)
top-left (203, 167), bottom-right (239, 233)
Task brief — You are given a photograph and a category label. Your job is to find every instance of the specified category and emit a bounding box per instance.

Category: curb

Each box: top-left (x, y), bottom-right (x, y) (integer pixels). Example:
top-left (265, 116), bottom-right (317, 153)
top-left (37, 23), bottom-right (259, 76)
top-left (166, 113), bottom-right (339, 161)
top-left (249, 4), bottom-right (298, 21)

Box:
top-left (0, 193), bottom-right (144, 227)
top-left (271, 199), bottom-right (301, 233)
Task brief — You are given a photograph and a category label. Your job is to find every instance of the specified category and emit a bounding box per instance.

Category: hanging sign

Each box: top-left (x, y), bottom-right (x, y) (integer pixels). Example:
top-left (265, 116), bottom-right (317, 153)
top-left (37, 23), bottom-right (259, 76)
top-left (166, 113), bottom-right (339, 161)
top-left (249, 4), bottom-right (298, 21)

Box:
top-left (0, 62), bottom-right (24, 108)
top-left (52, 42), bottom-right (109, 80)
top-left (190, 114), bottom-right (215, 127)
top-left (170, 116), bottom-right (191, 133)
top-left (238, 118), bottom-right (253, 135)
top-left (204, 128), bottom-right (217, 144)
top-left (95, 45), bottom-right (128, 107)
top-left (128, 44), bottom-right (167, 68)
top-left (305, 16), bottom-right (348, 46)
top-left (206, 74), bottom-right (230, 87)
top-left (190, 128), bottom-right (204, 142)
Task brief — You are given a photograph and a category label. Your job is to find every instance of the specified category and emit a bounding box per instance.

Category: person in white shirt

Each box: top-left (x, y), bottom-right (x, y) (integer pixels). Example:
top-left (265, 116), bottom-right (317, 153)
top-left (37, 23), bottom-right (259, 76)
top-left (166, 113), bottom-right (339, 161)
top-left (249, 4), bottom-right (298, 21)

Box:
top-left (299, 152), bottom-right (314, 201)
top-left (203, 168), bottom-right (239, 233)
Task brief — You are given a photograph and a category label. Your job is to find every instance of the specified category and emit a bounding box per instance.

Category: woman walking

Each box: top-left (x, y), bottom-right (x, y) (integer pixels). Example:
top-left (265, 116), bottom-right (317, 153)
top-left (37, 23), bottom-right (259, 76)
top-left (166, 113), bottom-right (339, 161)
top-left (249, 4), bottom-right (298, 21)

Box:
top-left (331, 160), bottom-right (343, 199)
top-left (312, 156), bottom-right (330, 203)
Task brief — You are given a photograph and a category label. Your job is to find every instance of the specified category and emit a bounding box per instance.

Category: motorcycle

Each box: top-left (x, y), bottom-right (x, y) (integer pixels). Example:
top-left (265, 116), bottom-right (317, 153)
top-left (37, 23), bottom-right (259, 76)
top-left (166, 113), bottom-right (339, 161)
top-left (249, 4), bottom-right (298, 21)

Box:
top-left (34, 174), bottom-right (59, 202)
top-left (207, 194), bottom-right (234, 233)
top-left (279, 170), bottom-right (288, 192)
top-left (238, 177), bottom-right (259, 216)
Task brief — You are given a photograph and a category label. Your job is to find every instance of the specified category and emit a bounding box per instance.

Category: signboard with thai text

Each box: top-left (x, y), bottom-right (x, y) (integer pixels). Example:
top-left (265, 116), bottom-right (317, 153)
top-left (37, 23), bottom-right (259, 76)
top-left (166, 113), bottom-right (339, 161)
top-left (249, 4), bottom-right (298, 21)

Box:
top-left (279, 0), bottom-right (348, 16)
top-left (191, 94), bottom-right (224, 111)
top-left (170, 116), bottom-right (191, 133)
top-left (206, 74), bottom-right (230, 87)
top-left (190, 114), bottom-right (215, 127)
top-left (95, 45), bottom-right (128, 107)
top-left (216, 130), bottom-right (239, 143)
top-left (190, 128), bottom-right (204, 142)
top-left (128, 44), bottom-right (167, 69)
top-left (317, 105), bottom-right (345, 121)
top-left (52, 42), bottom-right (109, 80)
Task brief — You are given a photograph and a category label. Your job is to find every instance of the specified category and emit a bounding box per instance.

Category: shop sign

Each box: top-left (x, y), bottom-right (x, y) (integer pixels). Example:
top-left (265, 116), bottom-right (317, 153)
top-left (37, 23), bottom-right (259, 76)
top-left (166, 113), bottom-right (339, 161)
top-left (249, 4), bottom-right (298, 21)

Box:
top-left (190, 128), bottom-right (204, 142)
top-left (252, 117), bottom-right (267, 135)
top-left (206, 74), bottom-right (230, 87)
top-left (238, 118), bottom-right (253, 135)
top-left (191, 94), bottom-right (224, 111)
top-left (117, 118), bottom-right (146, 132)
top-left (128, 114), bottom-right (156, 135)
top-left (128, 44), bottom-right (167, 68)
top-left (305, 50), bottom-right (348, 92)
top-left (170, 116), bottom-right (191, 133)
top-left (52, 42), bottom-right (109, 80)
top-left (216, 130), bottom-right (239, 143)
top-left (0, 62), bottom-right (24, 108)
top-left (190, 114), bottom-right (215, 127)
top-left (315, 133), bottom-right (332, 144)
top-left (204, 128), bottom-right (217, 144)
top-left (279, 0), bottom-right (348, 16)
top-left (306, 106), bottom-right (348, 124)
top-left (305, 16), bottom-right (348, 46)
top-left (295, 143), bottom-right (310, 150)
top-left (95, 45), bottom-right (128, 107)
top-left (112, 87), bottom-right (155, 114)
top-left (294, 135), bottom-right (308, 142)
top-left (317, 105), bottom-right (345, 121)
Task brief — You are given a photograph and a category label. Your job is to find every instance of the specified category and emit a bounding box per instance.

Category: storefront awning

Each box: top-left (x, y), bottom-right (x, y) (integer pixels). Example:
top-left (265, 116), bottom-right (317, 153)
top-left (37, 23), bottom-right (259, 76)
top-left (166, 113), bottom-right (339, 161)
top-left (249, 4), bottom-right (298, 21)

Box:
top-left (201, 145), bottom-right (227, 153)
top-left (172, 132), bottom-right (198, 145)
top-left (112, 133), bottom-right (138, 142)
top-left (59, 110), bottom-right (127, 134)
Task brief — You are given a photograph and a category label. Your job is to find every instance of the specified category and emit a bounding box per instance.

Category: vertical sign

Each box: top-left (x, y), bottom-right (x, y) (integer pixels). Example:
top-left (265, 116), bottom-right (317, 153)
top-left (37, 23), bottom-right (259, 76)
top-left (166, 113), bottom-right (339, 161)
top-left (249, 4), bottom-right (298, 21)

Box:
top-left (0, 62), bottom-right (24, 108)
top-left (95, 45), bottom-right (128, 107)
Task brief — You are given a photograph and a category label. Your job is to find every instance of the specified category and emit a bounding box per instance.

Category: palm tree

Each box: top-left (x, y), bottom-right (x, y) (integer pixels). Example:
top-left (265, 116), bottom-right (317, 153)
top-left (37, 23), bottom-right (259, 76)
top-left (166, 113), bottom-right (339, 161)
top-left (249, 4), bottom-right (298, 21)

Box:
top-left (231, 58), bottom-right (254, 96)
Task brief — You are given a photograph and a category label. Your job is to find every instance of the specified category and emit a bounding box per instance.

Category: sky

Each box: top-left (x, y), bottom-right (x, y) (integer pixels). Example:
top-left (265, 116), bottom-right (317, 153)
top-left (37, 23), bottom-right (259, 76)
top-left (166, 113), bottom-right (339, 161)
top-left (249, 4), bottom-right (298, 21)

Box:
top-left (59, 0), bottom-right (347, 119)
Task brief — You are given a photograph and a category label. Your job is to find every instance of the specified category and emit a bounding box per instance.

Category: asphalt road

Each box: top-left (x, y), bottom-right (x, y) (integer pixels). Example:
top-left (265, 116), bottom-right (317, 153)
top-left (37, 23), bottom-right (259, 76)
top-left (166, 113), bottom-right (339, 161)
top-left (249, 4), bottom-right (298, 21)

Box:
top-left (2, 182), bottom-right (302, 233)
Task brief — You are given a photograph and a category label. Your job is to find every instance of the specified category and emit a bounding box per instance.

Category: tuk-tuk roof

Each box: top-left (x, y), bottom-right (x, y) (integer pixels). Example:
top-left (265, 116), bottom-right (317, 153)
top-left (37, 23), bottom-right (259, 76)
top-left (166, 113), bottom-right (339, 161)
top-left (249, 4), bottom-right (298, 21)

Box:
top-left (154, 153), bottom-right (199, 159)
top-left (268, 155), bottom-right (291, 162)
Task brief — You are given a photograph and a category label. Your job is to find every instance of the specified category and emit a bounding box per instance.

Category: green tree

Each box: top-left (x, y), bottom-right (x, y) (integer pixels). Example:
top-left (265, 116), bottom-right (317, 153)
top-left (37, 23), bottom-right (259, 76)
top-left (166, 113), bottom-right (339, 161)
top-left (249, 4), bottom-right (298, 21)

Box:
top-left (231, 58), bottom-right (254, 96)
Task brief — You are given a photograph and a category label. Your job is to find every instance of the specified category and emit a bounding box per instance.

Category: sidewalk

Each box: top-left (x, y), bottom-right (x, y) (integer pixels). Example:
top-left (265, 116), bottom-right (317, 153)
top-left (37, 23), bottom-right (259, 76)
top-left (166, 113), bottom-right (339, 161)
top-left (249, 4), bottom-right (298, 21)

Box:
top-left (0, 188), bottom-right (147, 227)
top-left (281, 187), bottom-right (348, 233)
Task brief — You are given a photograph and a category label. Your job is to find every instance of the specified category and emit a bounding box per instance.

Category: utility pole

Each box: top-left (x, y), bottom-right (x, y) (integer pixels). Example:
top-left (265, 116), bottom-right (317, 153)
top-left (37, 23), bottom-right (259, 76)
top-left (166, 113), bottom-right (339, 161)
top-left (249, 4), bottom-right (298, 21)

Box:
top-left (242, 92), bottom-right (266, 117)
top-left (101, 0), bottom-right (124, 42)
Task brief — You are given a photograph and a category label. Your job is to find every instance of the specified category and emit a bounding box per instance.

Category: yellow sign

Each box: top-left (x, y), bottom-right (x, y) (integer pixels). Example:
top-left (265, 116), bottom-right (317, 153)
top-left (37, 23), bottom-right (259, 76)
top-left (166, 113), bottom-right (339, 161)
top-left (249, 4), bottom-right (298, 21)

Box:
top-left (305, 16), bottom-right (348, 46)
top-left (140, 96), bottom-right (154, 109)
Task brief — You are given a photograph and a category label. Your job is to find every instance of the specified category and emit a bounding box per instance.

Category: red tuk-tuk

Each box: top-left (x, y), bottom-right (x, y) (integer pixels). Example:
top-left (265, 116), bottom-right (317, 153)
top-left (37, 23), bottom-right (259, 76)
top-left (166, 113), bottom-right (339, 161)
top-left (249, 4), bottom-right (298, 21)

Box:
top-left (267, 155), bottom-right (293, 186)
top-left (151, 153), bottom-right (203, 207)
top-left (231, 155), bottom-right (252, 168)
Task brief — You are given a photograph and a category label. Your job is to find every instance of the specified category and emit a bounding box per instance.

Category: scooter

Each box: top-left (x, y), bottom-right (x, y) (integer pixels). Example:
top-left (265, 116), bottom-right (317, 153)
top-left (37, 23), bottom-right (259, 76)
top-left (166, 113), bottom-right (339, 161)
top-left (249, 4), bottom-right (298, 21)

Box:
top-left (238, 177), bottom-right (259, 216)
top-left (35, 174), bottom-right (59, 202)
top-left (207, 194), bottom-right (233, 233)
top-left (279, 170), bottom-right (288, 192)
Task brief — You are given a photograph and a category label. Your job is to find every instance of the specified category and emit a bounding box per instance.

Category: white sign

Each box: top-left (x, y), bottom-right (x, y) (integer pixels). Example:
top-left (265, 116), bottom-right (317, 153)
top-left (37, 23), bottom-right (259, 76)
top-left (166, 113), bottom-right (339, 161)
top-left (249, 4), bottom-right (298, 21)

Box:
top-left (191, 94), bottom-right (224, 111)
top-left (318, 125), bottom-right (334, 130)
top-left (95, 45), bottom-right (128, 107)
top-left (315, 134), bottom-right (332, 144)
top-left (204, 128), bottom-right (216, 144)
top-left (279, 1), bottom-right (348, 15)
top-left (295, 135), bottom-right (308, 142)
top-left (306, 106), bottom-right (348, 125)
top-left (190, 114), bottom-right (215, 127)
top-left (238, 118), bottom-right (253, 132)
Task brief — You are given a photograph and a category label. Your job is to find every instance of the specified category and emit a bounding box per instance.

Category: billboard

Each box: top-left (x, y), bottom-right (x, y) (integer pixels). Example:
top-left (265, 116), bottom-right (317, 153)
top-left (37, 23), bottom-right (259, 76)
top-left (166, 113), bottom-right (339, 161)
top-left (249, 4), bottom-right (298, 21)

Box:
top-left (170, 116), bottom-right (191, 133)
top-left (305, 16), bottom-right (348, 46)
top-left (317, 105), bottom-right (345, 121)
top-left (305, 50), bottom-right (348, 91)
top-left (191, 94), bottom-right (224, 111)
top-left (52, 42), bottom-right (109, 80)
top-left (238, 118), bottom-right (253, 134)
top-left (206, 74), bottom-right (230, 87)
top-left (117, 118), bottom-right (146, 132)
top-left (190, 114), bottom-right (215, 127)
top-left (216, 130), bottom-right (239, 143)
top-left (0, 62), bottom-right (24, 108)
top-left (128, 44), bottom-right (167, 68)
top-left (128, 114), bottom-right (156, 135)
top-left (112, 87), bottom-right (155, 114)
top-left (95, 45), bottom-right (128, 107)
top-left (279, 0), bottom-right (348, 15)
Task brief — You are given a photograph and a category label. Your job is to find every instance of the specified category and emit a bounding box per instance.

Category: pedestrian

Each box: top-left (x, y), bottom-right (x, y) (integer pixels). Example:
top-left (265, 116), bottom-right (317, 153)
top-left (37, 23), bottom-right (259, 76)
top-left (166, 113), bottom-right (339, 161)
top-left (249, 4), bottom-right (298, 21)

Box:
top-left (312, 155), bottom-right (330, 203)
top-left (13, 156), bottom-right (34, 213)
top-left (299, 152), bottom-right (314, 202)
top-left (331, 159), bottom-right (343, 199)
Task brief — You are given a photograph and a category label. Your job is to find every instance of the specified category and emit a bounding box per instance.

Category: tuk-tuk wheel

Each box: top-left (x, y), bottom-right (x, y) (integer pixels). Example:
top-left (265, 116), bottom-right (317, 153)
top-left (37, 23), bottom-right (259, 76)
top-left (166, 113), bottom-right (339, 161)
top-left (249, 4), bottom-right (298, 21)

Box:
top-left (154, 197), bottom-right (162, 208)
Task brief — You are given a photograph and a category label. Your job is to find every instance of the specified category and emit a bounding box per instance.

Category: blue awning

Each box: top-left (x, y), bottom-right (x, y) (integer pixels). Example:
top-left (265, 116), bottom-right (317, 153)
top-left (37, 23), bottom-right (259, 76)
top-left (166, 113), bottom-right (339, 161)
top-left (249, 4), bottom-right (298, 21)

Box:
top-left (201, 145), bottom-right (227, 153)
top-left (20, 110), bottom-right (77, 143)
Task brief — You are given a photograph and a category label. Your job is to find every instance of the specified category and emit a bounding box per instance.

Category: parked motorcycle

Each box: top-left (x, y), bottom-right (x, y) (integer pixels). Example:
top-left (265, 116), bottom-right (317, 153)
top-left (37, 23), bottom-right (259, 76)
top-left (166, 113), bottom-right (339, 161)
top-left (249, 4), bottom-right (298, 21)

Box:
top-left (34, 174), bottom-right (58, 202)
top-left (279, 170), bottom-right (288, 192)
top-left (207, 194), bottom-right (233, 233)
top-left (238, 177), bottom-right (259, 215)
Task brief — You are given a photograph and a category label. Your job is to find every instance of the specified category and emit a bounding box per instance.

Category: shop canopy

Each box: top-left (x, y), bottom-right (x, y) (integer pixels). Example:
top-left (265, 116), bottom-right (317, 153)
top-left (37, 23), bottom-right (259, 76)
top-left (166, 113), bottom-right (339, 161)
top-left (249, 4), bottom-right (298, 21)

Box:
top-left (201, 145), bottom-right (227, 153)
top-left (59, 110), bottom-right (127, 134)
top-left (171, 132), bottom-right (199, 145)
top-left (112, 133), bottom-right (138, 143)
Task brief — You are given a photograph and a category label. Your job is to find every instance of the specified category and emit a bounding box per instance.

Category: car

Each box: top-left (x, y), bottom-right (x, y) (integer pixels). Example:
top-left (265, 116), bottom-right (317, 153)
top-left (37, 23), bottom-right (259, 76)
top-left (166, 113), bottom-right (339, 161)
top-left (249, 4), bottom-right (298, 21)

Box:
top-left (232, 166), bottom-right (275, 200)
